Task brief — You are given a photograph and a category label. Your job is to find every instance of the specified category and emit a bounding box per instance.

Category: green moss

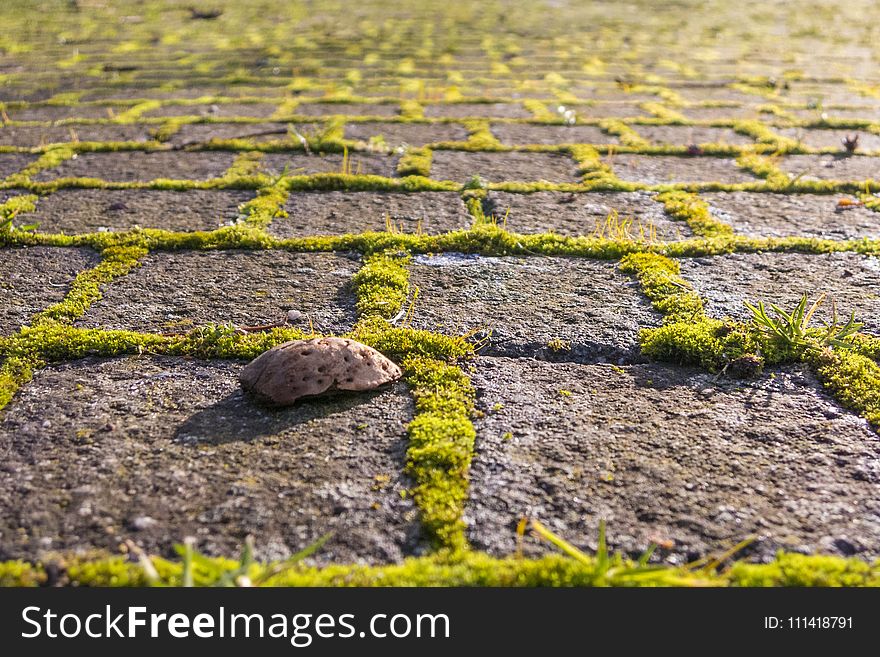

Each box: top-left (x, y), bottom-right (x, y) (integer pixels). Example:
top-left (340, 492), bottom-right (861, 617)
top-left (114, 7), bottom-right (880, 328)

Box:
top-left (396, 146), bottom-right (432, 177)
top-left (114, 100), bottom-right (162, 122)
top-left (523, 100), bottom-right (554, 120)
top-left (598, 119), bottom-right (650, 148)
top-left (639, 318), bottom-right (765, 372)
top-left (239, 184), bottom-right (289, 230)
top-left (400, 100), bottom-right (424, 120)
top-left (733, 120), bottom-right (799, 149)
top-left (10, 549), bottom-right (877, 588)
top-left (5, 146), bottom-right (76, 184)
top-left (619, 252), bottom-right (705, 322)
top-left (640, 102), bottom-right (687, 122)
top-left (0, 355), bottom-right (37, 411)
top-left (352, 250), bottom-right (411, 320)
top-left (0, 560), bottom-right (46, 587)
top-left (728, 552), bottom-right (880, 587)
top-left (402, 356), bottom-right (476, 551)
top-left (811, 348), bottom-right (880, 427)
top-left (737, 151), bottom-right (791, 187)
top-left (570, 144), bottom-right (614, 182)
top-left (655, 190), bottom-right (733, 238)
top-left (31, 246), bottom-right (148, 327)
top-left (462, 119), bottom-right (502, 149)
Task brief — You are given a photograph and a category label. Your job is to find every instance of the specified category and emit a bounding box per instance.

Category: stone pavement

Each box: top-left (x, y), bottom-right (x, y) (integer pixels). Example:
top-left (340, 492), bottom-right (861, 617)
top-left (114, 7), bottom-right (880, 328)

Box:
top-left (1, 0), bottom-right (879, 570)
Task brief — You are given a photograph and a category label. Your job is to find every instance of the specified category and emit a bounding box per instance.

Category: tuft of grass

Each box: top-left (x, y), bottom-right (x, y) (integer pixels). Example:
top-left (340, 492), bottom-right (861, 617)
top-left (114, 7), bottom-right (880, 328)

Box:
top-left (745, 293), bottom-right (862, 352)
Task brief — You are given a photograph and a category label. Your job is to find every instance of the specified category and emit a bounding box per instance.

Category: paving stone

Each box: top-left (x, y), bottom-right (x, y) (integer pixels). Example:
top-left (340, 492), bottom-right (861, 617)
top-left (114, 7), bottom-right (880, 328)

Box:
top-left (570, 103), bottom-right (647, 119)
top-left (483, 190), bottom-right (692, 240)
top-left (260, 152), bottom-right (399, 177)
top-left (0, 246), bottom-right (99, 334)
top-left (701, 191), bottom-right (880, 239)
top-left (607, 154), bottom-right (759, 184)
top-left (423, 103), bottom-right (530, 118)
top-left (4, 104), bottom-right (124, 121)
top-left (0, 123), bottom-right (155, 147)
top-left (679, 105), bottom-right (766, 121)
top-left (429, 150), bottom-right (580, 183)
top-left (776, 154), bottom-right (880, 181)
top-left (32, 151), bottom-right (236, 182)
top-left (673, 87), bottom-right (763, 103)
top-left (344, 121), bottom-right (468, 147)
top-left (78, 251), bottom-right (360, 333)
top-left (0, 356), bottom-right (417, 563)
top-left (296, 103), bottom-right (399, 117)
top-left (775, 127), bottom-right (880, 152)
top-left (408, 253), bottom-right (660, 361)
top-left (490, 123), bottom-right (617, 146)
top-left (679, 251), bottom-right (880, 330)
top-left (631, 125), bottom-right (755, 146)
top-left (0, 153), bottom-right (38, 178)
top-left (269, 191), bottom-right (471, 238)
top-left (466, 357), bottom-right (880, 562)
top-left (141, 102), bottom-right (279, 118)
top-left (23, 189), bottom-right (255, 234)
top-left (166, 122), bottom-right (292, 146)
top-left (788, 107), bottom-right (880, 121)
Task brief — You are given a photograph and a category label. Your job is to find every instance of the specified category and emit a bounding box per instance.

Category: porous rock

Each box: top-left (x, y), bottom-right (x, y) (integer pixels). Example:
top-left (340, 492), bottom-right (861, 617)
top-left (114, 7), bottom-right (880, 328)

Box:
top-left (240, 337), bottom-right (402, 405)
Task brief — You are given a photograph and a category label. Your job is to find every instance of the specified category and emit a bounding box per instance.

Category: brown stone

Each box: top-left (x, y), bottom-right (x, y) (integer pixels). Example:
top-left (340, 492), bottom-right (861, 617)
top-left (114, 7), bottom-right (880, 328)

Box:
top-left (240, 337), bottom-right (402, 405)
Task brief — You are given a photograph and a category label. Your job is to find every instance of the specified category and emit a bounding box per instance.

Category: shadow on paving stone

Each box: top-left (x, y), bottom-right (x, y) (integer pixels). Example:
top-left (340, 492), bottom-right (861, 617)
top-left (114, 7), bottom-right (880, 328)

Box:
top-left (77, 251), bottom-right (360, 333)
top-left (607, 154), bottom-right (758, 185)
top-left (490, 123), bottom-right (617, 146)
top-left (260, 152), bottom-right (399, 178)
top-left (32, 151), bottom-right (237, 182)
top-left (700, 191), bottom-right (880, 240)
top-left (269, 191), bottom-right (472, 238)
top-left (0, 246), bottom-right (99, 335)
top-left (0, 124), bottom-right (155, 148)
top-left (344, 121), bottom-right (469, 148)
top-left (776, 154), bottom-right (880, 181)
top-left (423, 103), bottom-right (530, 118)
top-left (465, 357), bottom-right (880, 563)
top-left (408, 253), bottom-right (660, 362)
top-left (0, 357), bottom-right (420, 564)
top-left (483, 191), bottom-right (693, 241)
top-left (0, 152), bottom-right (38, 178)
top-left (23, 189), bottom-right (255, 234)
top-left (679, 251), bottom-right (880, 331)
top-left (630, 125), bottom-right (755, 147)
top-left (430, 151), bottom-right (580, 183)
